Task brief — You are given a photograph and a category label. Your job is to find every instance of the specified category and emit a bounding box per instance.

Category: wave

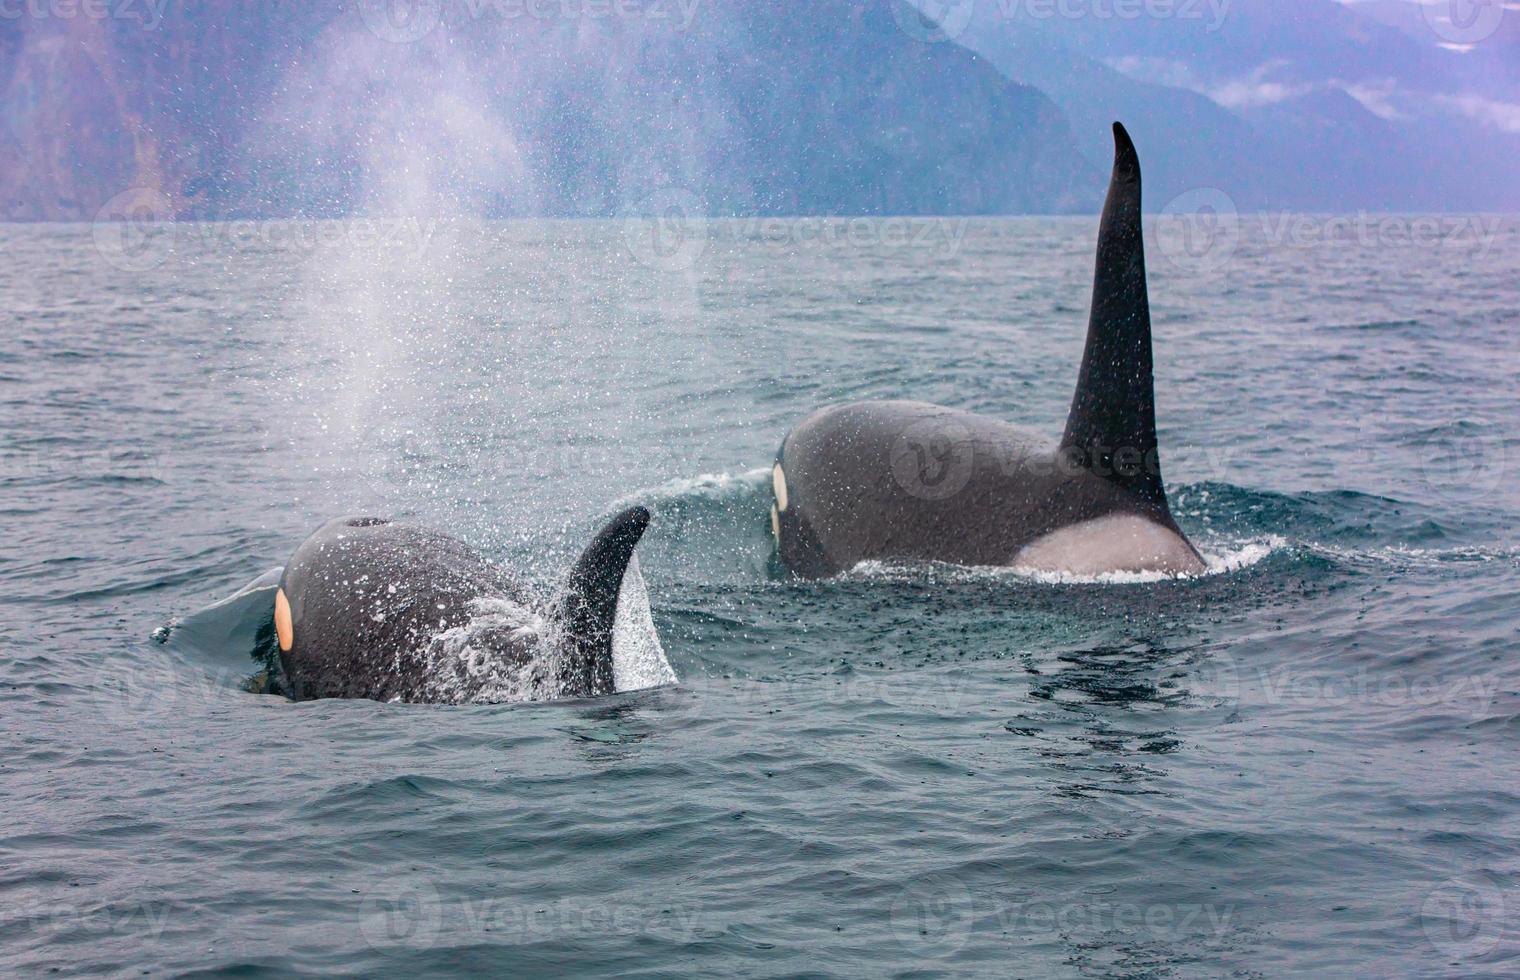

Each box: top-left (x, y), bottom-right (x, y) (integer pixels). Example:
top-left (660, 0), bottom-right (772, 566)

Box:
top-left (412, 594), bottom-right (559, 704)
top-left (618, 468), bottom-right (776, 584)
top-left (1301, 541), bottom-right (1520, 570)
top-left (843, 536), bottom-right (1287, 587)
top-left (617, 468), bottom-right (770, 504)
top-left (372, 556), bottom-right (676, 704)
top-left (1003, 535), bottom-right (1287, 586)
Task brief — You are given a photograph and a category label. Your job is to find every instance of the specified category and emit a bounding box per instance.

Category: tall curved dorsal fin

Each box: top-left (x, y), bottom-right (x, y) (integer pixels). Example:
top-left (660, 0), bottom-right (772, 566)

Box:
top-left (1060, 122), bottom-right (1168, 511)
top-left (558, 506), bottom-right (651, 698)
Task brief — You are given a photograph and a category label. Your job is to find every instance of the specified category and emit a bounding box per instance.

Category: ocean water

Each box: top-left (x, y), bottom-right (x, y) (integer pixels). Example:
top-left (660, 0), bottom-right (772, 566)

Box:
top-left (2, 214), bottom-right (1517, 977)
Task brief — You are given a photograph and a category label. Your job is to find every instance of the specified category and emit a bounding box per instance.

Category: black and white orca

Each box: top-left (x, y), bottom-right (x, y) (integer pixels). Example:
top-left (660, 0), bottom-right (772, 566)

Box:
top-left (770, 124), bottom-right (1205, 579)
top-left (273, 507), bottom-right (654, 702)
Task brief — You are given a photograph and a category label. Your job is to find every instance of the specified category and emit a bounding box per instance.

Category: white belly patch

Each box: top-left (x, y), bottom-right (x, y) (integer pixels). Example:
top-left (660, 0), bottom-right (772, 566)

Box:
top-left (1014, 515), bottom-right (1205, 576)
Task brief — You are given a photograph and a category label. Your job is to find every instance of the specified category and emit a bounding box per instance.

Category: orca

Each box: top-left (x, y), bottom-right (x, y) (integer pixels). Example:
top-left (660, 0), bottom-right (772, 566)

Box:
top-left (770, 123), bottom-right (1205, 579)
top-left (272, 507), bottom-right (654, 703)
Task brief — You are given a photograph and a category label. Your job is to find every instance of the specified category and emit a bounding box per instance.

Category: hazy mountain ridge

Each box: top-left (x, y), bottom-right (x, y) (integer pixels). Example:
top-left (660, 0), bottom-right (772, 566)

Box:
top-left (941, 0), bottom-right (1520, 211)
top-left (3, 0), bottom-right (1511, 220)
top-left (0, 0), bottom-right (1100, 221)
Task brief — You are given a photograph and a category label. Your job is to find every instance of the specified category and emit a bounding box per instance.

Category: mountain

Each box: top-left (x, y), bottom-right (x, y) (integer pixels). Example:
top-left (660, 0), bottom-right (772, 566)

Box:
top-left (941, 0), bottom-right (1520, 212)
top-left (5, 0), bottom-right (1510, 219)
top-left (940, 19), bottom-right (1277, 208)
top-left (0, 0), bottom-right (1099, 221)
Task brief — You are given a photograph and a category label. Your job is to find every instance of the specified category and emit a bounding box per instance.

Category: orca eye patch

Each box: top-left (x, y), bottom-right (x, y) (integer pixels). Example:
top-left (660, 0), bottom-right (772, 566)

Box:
top-left (275, 588), bottom-right (294, 652)
top-left (772, 464), bottom-right (789, 512)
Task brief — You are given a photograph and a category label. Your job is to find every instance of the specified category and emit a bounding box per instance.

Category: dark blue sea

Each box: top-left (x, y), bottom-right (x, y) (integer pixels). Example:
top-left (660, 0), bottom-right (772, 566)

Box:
top-left (2, 214), bottom-right (1517, 977)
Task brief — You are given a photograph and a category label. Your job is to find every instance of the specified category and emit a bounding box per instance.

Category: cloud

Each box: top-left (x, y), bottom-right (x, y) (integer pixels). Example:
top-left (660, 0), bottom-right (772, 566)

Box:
top-left (1109, 41), bottom-right (1518, 137)
top-left (1105, 56), bottom-right (1325, 110)
top-left (1437, 93), bottom-right (1520, 133)
top-left (1210, 78), bottom-right (1316, 109)
top-left (1103, 57), bottom-right (1318, 109)
top-left (1103, 56), bottom-right (1199, 90)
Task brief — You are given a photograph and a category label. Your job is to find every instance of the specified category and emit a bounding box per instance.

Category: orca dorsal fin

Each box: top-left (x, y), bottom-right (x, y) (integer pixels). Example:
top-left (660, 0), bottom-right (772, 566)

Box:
top-left (1060, 122), bottom-right (1168, 510)
top-left (558, 506), bottom-right (651, 698)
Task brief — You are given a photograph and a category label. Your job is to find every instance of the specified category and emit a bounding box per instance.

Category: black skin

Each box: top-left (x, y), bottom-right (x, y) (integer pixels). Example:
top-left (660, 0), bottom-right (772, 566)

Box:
top-left (773, 401), bottom-right (1191, 578)
top-left (773, 123), bottom-right (1202, 578)
top-left (276, 507), bottom-right (650, 703)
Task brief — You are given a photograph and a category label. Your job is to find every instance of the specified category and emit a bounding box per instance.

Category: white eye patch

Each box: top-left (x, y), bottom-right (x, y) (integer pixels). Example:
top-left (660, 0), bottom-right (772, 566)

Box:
top-left (772, 463), bottom-right (789, 512)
